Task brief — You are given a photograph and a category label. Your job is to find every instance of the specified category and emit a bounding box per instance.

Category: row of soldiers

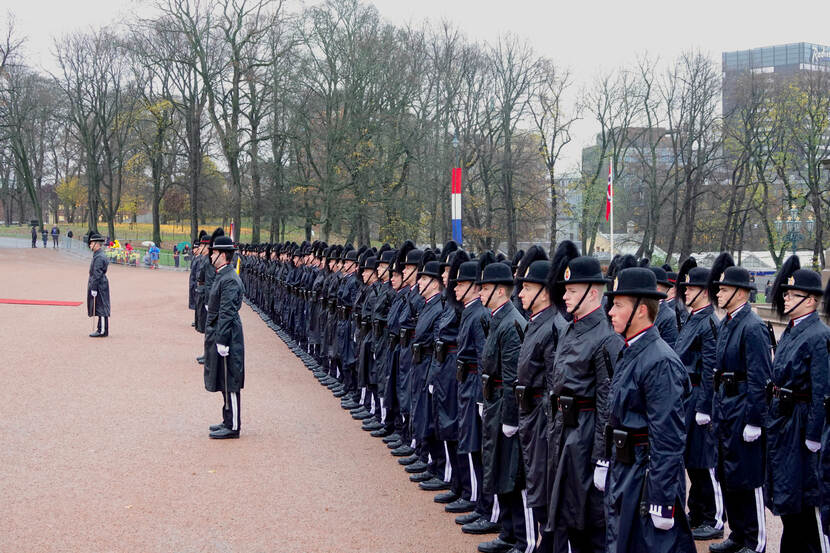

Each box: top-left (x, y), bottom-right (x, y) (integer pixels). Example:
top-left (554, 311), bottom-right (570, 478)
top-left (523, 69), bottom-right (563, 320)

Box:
top-left (228, 237), bottom-right (830, 553)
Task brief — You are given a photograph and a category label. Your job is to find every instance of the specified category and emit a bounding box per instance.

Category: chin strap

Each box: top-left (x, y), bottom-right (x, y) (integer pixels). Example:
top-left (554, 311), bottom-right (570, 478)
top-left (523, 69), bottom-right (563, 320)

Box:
top-left (622, 298), bottom-right (643, 339)
top-left (458, 281), bottom-right (475, 304)
top-left (484, 285), bottom-right (498, 310)
top-left (527, 285), bottom-right (545, 315)
top-left (569, 285), bottom-right (593, 315)
top-left (686, 287), bottom-right (705, 309)
top-left (785, 293), bottom-right (809, 316)
top-left (721, 288), bottom-right (739, 311)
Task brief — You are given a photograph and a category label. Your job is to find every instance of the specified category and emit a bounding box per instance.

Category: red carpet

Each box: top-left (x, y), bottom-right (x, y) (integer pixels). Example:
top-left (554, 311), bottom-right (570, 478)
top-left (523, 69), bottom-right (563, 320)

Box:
top-left (0, 298), bottom-right (82, 306)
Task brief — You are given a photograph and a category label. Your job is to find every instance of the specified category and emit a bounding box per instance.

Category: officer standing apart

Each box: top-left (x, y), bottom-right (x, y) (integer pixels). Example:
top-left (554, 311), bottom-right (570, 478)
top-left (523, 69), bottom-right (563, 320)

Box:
top-left (203, 233), bottom-right (246, 439)
top-left (477, 261), bottom-right (532, 553)
top-left (87, 231), bottom-right (111, 338)
top-left (604, 267), bottom-right (694, 553)
top-left (708, 253), bottom-right (772, 553)
top-left (766, 256), bottom-right (830, 553)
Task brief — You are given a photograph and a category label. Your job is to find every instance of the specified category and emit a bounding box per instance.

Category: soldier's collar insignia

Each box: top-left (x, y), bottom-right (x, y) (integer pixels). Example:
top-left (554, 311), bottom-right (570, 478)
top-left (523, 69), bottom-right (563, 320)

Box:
top-left (564, 267), bottom-right (571, 281)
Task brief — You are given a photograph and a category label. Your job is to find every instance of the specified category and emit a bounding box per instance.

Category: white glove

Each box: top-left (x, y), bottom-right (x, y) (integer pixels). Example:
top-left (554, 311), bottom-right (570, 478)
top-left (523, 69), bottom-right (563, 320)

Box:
top-left (695, 412), bottom-right (711, 425)
top-left (806, 439), bottom-right (822, 453)
top-left (649, 505), bottom-right (675, 530)
top-left (478, 402), bottom-right (483, 418)
top-left (216, 344), bottom-right (229, 357)
top-left (593, 461), bottom-right (609, 491)
top-left (91, 290), bottom-right (98, 297)
top-left (428, 384), bottom-right (434, 394)
top-left (502, 424), bottom-right (518, 438)
top-left (743, 424), bottom-right (762, 442)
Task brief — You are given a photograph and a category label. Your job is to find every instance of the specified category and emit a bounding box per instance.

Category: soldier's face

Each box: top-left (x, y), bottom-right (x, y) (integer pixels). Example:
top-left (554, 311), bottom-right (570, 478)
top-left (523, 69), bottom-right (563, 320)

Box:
top-left (479, 283), bottom-right (497, 308)
top-left (391, 272), bottom-right (402, 288)
top-left (378, 263), bottom-right (389, 281)
top-left (609, 296), bottom-right (636, 335)
top-left (363, 269), bottom-right (375, 283)
top-left (519, 282), bottom-right (545, 312)
top-left (455, 281), bottom-right (476, 303)
top-left (717, 285), bottom-right (745, 310)
top-left (783, 290), bottom-right (815, 317)
top-left (563, 283), bottom-right (591, 314)
top-left (418, 275), bottom-right (433, 296)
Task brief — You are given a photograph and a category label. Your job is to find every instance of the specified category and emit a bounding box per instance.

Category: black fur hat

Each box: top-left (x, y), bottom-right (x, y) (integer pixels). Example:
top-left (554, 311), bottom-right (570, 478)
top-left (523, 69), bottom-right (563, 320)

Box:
top-left (546, 240), bottom-right (580, 312)
top-left (447, 250), bottom-right (471, 309)
top-left (209, 227), bottom-right (224, 247)
top-left (511, 249), bottom-right (526, 272)
top-left (707, 252), bottom-right (735, 305)
top-left (514, 245), bottom-right (549, 294)
top-left (638, 257), bottom-right (651, 267)
top-left (395, 240), bottom-right (416, 274)
top-left (676, 257), bottom-right (698, 306)
top-left (476, 251), bottom-right (496, 284)
top-left (770, 255), bottom-right (801, 318)
top-left (440, 241), bottom-right (460, 267)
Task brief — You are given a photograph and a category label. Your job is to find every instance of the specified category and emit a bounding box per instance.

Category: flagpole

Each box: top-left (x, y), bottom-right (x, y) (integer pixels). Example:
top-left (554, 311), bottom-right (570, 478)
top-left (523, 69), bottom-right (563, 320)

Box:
top-left (609, 161), bottom-right (614, 258)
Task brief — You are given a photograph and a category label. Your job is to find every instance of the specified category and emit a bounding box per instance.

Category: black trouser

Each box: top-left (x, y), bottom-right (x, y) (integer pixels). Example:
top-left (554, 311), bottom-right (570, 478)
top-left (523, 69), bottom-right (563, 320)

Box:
top-left (424, 437), bottom-right (446, 480)
top-left (95, 316), bottom-right (109, 335)
top-left (723, 486), bottom-right (765, 552)
top-left (468, 451), bottom-right (497, 519)
top-left (497, 489), bottom-right (533, 553)
top-left (780, 506), bottom-right (825, 553)
top-left (687, 467), bottom-right (724, 529)
top-left (532, 506), bottom-right (553, 553)
top-left (562, 486), bottom-right (605, 553)
top-left (222, 390), bottom-right (241, 432)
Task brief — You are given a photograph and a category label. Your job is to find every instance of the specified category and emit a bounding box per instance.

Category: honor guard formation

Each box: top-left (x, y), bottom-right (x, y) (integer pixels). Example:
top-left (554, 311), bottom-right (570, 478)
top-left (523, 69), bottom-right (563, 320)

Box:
top-left (172, 232), bottom-right (830, 553)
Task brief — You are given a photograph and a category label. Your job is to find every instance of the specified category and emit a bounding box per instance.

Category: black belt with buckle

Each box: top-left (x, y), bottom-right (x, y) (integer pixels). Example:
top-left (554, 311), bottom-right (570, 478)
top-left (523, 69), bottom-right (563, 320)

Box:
top-left (605, 425), bottom-right (648, 464)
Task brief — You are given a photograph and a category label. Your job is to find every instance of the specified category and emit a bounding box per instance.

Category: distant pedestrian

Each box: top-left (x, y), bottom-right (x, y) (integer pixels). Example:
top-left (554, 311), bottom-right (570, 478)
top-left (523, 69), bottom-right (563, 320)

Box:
top-left (149, 244), bottom-right (160, 269)
top-left (173, 245), bottom-right (180, 268)
top-left (67, 230), bottom-right (73, 248)
top-left (41, 228), bottom-right (47, 247)
top-left (51, 225), bottom-right (59, 248)
top-left (87, 231), bottom-right (111, 338)
top-left (31, 226), bottom-right (37, 248)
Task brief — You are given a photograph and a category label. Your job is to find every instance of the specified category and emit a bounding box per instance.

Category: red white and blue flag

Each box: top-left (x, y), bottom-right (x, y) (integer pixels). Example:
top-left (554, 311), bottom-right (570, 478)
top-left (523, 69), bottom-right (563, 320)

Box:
top-left (451, 167), bottom-right (462, 244)
top-left (605, 161), bottom-right (613, 221)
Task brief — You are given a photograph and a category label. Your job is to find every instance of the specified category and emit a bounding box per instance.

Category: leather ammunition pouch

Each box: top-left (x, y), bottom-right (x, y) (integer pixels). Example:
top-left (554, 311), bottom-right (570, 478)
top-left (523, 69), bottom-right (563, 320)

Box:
top-left (373, 319), bottom-right (386, 338)
top-left (515, 385), bottom-right (544, 413)
top-left (716, 371), bottom-right (745, 397)
top-left (608, 426), bottom-right (648, 465)
top-left (481, 374), bottom-right (502, 401)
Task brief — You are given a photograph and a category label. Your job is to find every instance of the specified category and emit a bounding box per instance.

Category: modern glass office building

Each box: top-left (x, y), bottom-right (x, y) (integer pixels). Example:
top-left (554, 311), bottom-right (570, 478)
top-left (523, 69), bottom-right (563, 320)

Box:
top-left (722, 42), bottom-right (830, 114)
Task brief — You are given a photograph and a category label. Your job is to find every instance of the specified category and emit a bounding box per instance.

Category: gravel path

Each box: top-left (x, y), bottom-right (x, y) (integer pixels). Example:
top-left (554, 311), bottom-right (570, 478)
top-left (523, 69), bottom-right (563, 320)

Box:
top-left (0, 247), bottom-right (781, 552)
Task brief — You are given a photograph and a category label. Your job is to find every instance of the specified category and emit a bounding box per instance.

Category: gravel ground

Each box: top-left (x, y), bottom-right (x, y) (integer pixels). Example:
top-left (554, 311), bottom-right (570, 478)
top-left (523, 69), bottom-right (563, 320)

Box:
top-left (0, 247), bottom-right (782, 553)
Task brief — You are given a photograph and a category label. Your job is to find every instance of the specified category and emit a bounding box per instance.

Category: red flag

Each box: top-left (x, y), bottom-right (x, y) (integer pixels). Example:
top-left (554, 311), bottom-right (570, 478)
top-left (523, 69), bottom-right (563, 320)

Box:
top-left (605, 162), bottom-right (613, 221)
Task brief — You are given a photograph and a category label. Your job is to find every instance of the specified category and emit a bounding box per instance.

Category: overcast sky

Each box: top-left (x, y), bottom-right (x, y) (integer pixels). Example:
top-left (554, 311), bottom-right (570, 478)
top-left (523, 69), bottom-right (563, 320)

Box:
top-left (7, 0), bottom-right (830, 169)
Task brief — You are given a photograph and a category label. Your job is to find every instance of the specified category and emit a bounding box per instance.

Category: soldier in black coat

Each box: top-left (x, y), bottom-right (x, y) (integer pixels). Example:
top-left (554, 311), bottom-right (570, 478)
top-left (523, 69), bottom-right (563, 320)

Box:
top-left (673, 263), bottom-right (724, 541)
top-left (87, 232), bottom-right (111, 338)
top-left (547, 254), bottom-right (621, 553)
top-left (203, 234), bottom-right (245, 439)
top-left (709, 254), bottom-right (772, 553)
top-left (649, 267), bottom-right (679, 348)
top-left (605, 268), bottom-right (695, 553)
top-left (476, 261), bottom-right (532, 553)
top-left (766, 257), bottom-right (830, 553)
top-left (451, 258), bottom-right (502, 535)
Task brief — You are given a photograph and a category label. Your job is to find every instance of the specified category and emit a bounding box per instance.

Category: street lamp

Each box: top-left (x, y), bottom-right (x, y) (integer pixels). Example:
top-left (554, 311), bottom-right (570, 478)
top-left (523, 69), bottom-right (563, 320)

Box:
top-left (775, 205), bottom-right (813, 257)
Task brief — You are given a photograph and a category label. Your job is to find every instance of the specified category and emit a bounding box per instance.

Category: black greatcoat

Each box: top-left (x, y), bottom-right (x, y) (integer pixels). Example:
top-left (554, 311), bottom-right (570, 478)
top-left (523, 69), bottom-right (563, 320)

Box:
top-left (427, 301), bottom-right (461, 441)
top-left (766, 312), bottom-right (830, 515)
top-left (204, 264), bottom-right (246, 394)
top-left (714, 304), bottom-right (771, 489)
top-left (87, 248), bottom-right (111, 317)
top-left (456, 298), bottom-right (490, 454)
top-left (548, 307), bottom-right (622, 531)
top-left (655, 300), bottom-right (678, 348)
top-left (605, 326), bottom-right (694, 553)
top-left (674, 304), bottom-right (718, 469)
top-left (515, 306), bottom-right (560, 509)
top-left (481, 300), bottom-right (526, 495)
top-left (188, 253), bottom-right (199, 309)
top-left (411, 293), bottom-right (444, 441)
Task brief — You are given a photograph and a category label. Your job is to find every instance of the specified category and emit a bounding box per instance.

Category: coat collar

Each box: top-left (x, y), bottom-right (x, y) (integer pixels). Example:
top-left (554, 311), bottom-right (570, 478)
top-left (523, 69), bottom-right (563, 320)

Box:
top-left (491, 299), bottom-right (516, 325)
top-left (622, 325), bottom-right (660, 358)
top-left (573, 304), bottom-right (606, 336)
top-left (786, 310), bottom-right (819, 338)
